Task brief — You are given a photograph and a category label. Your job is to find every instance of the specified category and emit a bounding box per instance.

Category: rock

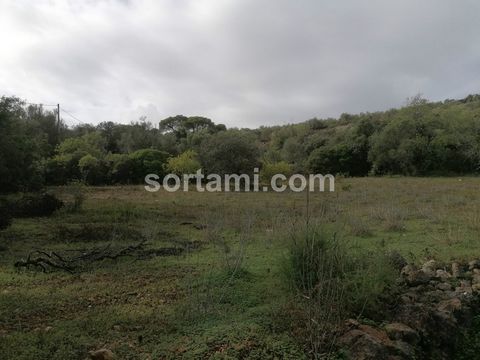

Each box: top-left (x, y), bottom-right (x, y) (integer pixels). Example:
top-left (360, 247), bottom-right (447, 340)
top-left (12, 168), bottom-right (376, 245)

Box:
top-left (338, 324), bottom-right (416, 359)
top-left (401, 264), bottom-right (416, 277)
top-left (451, 262), bottom-right (461, 278)
top-left (468, 260), bottom-right (480, 270)
top-left (401, 265), bottom-right (430, 285)
top-left (436, 282), bottom-right (453, 291)
top-left (340, 259), bottom-right (480, 359)
top-left (422, 260), bottom-right (437, 277)
top-left (384, 323), bottom-right (419, 344)
top-left (455, 280), bottom-right (472, 295)
top-left (345, 318), bottom-right (360, 328)
top-left (44, 326), bottom-right (53, 332)
top-left (437, 298), bottom-right (462, 313)
top-left (338, 329), bottom-right (388, 360)
top-left (436, 269), bottom-right (451, 280)
top-left (473, 274), bottom-right (480, 285)
top-left (89, 349), bottom-right (114, 360)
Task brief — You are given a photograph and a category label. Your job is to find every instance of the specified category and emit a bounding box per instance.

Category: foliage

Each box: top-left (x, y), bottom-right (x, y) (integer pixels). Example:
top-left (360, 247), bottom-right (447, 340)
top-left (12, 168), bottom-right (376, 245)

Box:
top-left (261, 161), bottom-right (293, 183)
top-left (166, 150), bottom-right (201, 175)
top-left (0, 96), bottom-right (52, 192)
top-left (198, 130), bottom-right (260, 175)
top-left (78, 154), bottom-right (106, 185)
top-left (283, 224), bottom-right (398, 354)
top-left (159, 115), bottom-right (225, 139)
top-left (129, 148), bottom-right (169, 182)
top-left (105, 153), bottom-right (135, 184)
top-left (3, 93), bottom-right (480, 192)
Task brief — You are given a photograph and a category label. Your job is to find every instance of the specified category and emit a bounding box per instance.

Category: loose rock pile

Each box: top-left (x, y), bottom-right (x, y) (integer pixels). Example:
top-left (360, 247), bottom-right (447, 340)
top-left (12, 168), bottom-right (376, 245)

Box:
top-left (338, 259), bottom-right (480, 359)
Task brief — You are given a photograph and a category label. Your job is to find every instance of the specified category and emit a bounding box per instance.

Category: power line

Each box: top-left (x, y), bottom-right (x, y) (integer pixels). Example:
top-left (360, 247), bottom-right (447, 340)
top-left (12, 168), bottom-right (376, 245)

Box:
top-left (61, 108), bottom-right (86, 125)
top-left (24, 101), bottom-right (87, 126)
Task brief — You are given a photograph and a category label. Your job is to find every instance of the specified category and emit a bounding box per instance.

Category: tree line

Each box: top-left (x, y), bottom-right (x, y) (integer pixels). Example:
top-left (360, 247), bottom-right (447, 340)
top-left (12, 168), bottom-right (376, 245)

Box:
top-left (1, 93), bottom-right (480, 193)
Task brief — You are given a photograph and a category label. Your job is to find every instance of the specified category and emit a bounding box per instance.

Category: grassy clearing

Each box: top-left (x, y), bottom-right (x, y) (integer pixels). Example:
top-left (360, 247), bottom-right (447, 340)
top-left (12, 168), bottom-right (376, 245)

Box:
top-left (1, 177), bottom-right (480, 358)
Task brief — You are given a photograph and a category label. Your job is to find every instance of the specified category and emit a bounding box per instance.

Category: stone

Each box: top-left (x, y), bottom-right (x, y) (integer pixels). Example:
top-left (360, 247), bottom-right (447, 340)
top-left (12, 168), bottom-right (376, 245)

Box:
top-left (437, 298), bottom-right (462, 313)
top-left (384, 322), bottom-right (419, 344)
top-left (473, 274), bottom-right (480, 285)
top-left (436, 282), bottom-right (453, 291)
top-left (401, 265), bottom-right (431, 285)
top-left (422, 260), bottom-right (437, 277)
top-left (468, 260), bottom-right (480, 270)
top-left (338, 324), bottom-right (417, 359)
top-left (401, 264), bottom-right (417, 277)
top-left (89, 349), bottom-right (114, 360)
top-left (338, 329), bottom-right (388, 360)
top-left (451, 262), bottom-right (461, 278)
top-left (345, 318), bottom-right (360, 328)
top-left (436, 269), bottom-right (451, 280)
top-left (455, 280), bottom-right (473, 295)
top-left (339, 259), bottom-right (480, 359)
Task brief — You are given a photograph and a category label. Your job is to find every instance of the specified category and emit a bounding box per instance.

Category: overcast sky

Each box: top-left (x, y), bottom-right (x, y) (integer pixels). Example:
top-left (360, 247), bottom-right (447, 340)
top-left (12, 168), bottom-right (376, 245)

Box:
top-left (1, 0), bottom-right (479, 128)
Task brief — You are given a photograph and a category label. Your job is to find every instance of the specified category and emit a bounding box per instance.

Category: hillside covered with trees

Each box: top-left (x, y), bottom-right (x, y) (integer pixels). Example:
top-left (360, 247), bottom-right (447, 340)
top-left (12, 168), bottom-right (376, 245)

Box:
top-left (2, 93), bottom-right (480, 192)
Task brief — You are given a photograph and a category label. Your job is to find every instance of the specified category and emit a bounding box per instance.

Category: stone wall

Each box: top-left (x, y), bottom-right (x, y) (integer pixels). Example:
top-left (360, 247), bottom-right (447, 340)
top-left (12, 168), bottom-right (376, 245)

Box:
top-left (338, 260), bottom-right (480, 359)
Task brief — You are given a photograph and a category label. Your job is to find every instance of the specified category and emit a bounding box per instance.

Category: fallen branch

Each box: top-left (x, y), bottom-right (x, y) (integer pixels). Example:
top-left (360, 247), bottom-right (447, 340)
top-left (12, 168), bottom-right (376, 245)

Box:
top-left (15, 240), bottom-right (149, 273)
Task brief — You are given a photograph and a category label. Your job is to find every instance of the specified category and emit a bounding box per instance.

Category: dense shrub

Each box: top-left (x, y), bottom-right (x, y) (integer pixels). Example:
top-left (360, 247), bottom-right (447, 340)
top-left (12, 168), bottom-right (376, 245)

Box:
top-left (13, 193), bottom-right (64, 218)
top-left (129, 148), bottom-right (169, 182)
top-left (166, 150), bottom-right (201, 175)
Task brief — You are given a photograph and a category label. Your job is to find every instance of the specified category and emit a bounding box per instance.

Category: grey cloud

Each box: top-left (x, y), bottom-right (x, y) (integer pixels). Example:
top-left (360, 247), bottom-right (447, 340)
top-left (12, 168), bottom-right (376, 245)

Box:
top-left (1, 0), bottom-right (479, 128)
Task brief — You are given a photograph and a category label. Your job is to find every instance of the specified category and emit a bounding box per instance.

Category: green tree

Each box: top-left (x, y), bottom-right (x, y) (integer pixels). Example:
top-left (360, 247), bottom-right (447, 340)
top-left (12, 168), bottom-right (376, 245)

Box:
top-left (78, 154), bottom-right (107, 185)
top-left (0, 96), bottom-right (46, 192)
top-left (261, 161), bottom-right (293, 183)
top-left (129, 149), bottom-right (169, 182)
top-left (198, 130), bottom-right (260, 175)
top-left (166, 150), bottom-right (201, 175)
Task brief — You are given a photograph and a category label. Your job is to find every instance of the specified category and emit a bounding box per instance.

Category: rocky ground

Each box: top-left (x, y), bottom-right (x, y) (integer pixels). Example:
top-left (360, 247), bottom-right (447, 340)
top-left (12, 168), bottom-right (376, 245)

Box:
top-left (338, 259), bottom-right (480, 359)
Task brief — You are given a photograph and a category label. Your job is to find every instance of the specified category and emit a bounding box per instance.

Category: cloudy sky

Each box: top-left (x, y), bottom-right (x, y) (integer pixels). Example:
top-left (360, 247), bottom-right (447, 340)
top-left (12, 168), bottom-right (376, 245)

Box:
top-left (0, 0), bottom-right (479, 128)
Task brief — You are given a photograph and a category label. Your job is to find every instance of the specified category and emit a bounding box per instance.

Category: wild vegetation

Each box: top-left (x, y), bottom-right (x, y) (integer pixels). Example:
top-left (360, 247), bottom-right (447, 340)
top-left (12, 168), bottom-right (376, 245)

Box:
top-left (2, 93), bottom-right (480, 193)
top-left (2, 94), bottom-right (480, 358)
top-left (1, 178), bottom-right (480, 358)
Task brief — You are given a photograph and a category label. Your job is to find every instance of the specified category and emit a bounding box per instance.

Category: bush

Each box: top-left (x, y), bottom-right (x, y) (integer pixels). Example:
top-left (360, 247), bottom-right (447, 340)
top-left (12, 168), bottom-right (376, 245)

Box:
top-left (13, 193), bottom-right (64, 218)
top-left (282, 224), bottom-right (398, 354)
top-left (285, 227), bottom-right (347, 294)
top-left (166, 150), bottom-right (201, 175)
top-left (129, 148), bottom-right (169, 182)
top-left (260, 161), bottom-right (293, 184)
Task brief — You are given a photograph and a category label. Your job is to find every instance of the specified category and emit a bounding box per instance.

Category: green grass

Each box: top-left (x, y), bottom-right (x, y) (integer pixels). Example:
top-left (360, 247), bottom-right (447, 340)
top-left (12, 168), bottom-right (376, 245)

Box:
top-left (2, 178), bottom-right (480, 358)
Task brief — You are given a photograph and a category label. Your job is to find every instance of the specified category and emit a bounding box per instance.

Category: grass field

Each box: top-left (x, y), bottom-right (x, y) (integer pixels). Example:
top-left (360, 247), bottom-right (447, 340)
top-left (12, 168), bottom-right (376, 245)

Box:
top-left (1, 177), bottom-right (480, 359)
